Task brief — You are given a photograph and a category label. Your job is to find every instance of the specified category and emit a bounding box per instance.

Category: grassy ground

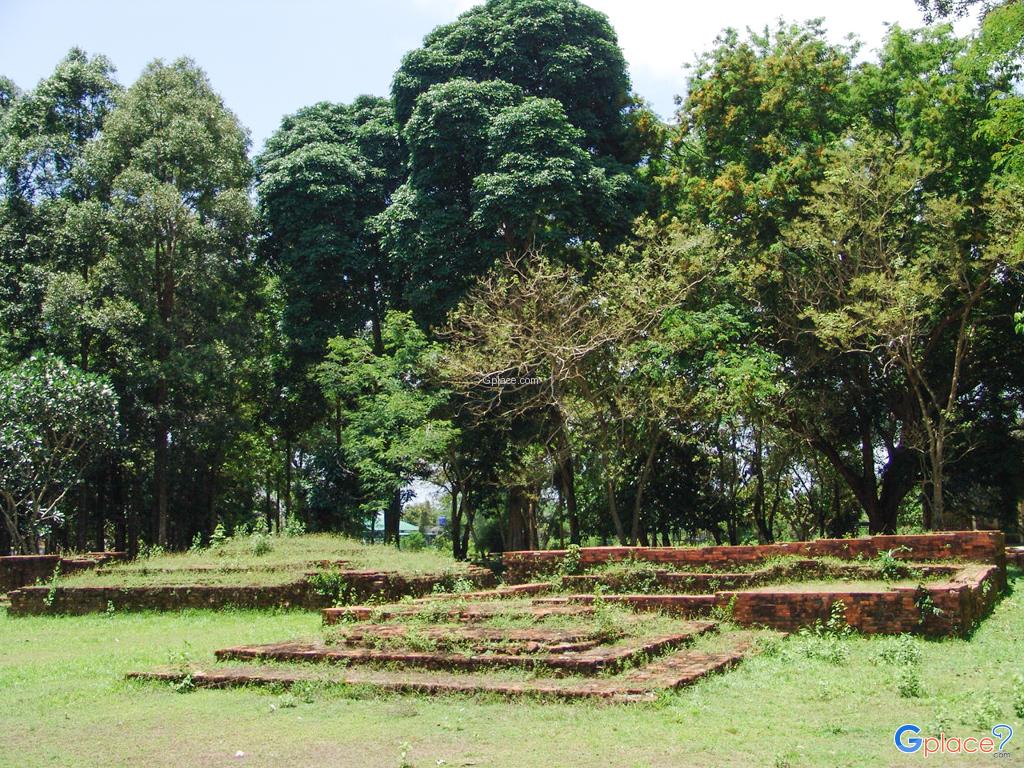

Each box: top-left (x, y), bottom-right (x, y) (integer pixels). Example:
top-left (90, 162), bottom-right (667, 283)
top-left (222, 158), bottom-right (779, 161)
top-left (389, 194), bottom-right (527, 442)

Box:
top-left (58, 534), bottom-right (466, 587)
top-left (1, 567), bottom-right (1021, 768)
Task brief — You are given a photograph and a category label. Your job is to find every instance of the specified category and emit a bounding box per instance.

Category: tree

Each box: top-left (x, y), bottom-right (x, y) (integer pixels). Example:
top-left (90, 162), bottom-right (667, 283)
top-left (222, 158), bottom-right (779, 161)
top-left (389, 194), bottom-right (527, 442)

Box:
top-left (785, 133), bottom-right (1024, 529)
top-left (442, 224), bottom-right (714, 544)
top-left (257, 96), bottom-right (403, 368)
top-left (670, 21), bottom-right (854, 248)
top-left (315, 310), bottom-right (455, 545)
top-left (89, 58), bottom-right (254, 547)
top-left (381, 0), bottom-right (646, 324)
top-left (0, 49), bottom-right (120, 365)
top-left (0, 354), bottom-right (118, 553)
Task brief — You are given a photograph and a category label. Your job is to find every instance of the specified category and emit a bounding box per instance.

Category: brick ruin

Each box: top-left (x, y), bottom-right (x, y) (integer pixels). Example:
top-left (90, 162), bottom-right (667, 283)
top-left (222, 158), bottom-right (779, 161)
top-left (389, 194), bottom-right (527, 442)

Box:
top-left (127, 531), bottom-right (1012, 702)
top-left (501, 531), bottom-right (1008, 637)
top-left (4, 562), bottom-right (495, 616)
top-left (0, 553), bottom-right (126, 594)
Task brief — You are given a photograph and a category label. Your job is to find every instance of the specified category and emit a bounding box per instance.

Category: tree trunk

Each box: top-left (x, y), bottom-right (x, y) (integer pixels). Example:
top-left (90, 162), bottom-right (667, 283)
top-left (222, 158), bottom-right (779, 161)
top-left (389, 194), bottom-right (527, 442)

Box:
top-left (450, 490), bottom-right (463, 560)
top-left (631, 434), bottom-right (660, 546)
top-left (385, 487), bottom-right (401, 547)
top-left (154, 413), bottom-right (169, 547)
top-left (751, 425), bottom-right (774, 544)
top-left (460, 493), bottom-right (475, 561)
top-left (505, 485), bottom-right (532, 552)
top-left (553, 420), bottom-right (579, 544)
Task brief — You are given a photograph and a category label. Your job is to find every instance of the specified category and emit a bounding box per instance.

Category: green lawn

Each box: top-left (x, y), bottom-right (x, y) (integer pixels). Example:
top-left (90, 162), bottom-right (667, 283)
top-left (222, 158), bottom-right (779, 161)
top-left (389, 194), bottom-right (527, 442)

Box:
top-left (1, 569), bottom-right (1021, 768)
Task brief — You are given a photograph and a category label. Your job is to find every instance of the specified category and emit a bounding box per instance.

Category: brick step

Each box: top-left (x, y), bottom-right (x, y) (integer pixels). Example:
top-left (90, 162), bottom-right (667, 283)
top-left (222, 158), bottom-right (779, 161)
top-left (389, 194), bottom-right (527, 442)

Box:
top-left (215, 622), bottom-right (717, 675)
top-left (533, 594), bottom-right (720, 616)
top-left (560, 563), bottom-right (962, 594)
top-left (329, 624), bottom-right (608, 654)
top-left (324, 601), bottom-right (594, 624)
top-left (130, 632), bottom-right (754, 703)
top-left (415, 582), bottom-right (555, 601)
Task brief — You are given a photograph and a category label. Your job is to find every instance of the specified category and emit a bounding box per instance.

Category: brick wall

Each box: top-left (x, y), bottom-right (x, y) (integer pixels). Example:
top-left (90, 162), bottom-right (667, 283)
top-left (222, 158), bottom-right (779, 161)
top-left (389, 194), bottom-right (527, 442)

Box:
top-left (720, 564), bottom-right (1003, 637)
top-left (6, 565), bottom-right (496, 616)
top-left (0, 553), bottom-right (126, 594)
top-left (503, 532), bottom-right (1006, 583)
top-left (1007, 547), bottom-right (1024, 568)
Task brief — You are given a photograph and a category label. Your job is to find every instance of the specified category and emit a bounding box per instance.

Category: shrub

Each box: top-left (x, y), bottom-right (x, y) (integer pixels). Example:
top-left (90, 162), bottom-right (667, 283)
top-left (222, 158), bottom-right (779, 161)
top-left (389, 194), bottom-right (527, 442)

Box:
top-left (972, 693), bottom-right (1002, 728)
top-left (432, 574), bottom-right (475, 595)
top-left (915, 589), bottom-right (944, 624)
top-left (558, 544), bottom-right (583, 576)
top-left (43, 564), bottom-right (61, 609)
top-left (283, 515), bottom-right (306, 537)
top-left (877, 547), bottom-right (911, 581)
top-left (897, 666), bottom-right (924, 698)
top-left (876, 634), bottom-right (922, 667)
top-left (308, 569), bottom-right (350, 605)
top-left (1013, 674), bottom-right (1024, 719)
top-left (403, 532), bottom-right (427, 551)
top-left (210, 523), bottom-right (228, 548)
top-left (249, 532), bottom-right (272, 556)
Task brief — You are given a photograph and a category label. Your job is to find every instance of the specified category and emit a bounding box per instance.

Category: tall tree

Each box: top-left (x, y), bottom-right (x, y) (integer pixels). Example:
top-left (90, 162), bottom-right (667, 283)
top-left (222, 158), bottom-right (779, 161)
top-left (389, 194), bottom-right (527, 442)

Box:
top-left (0, 49), bottom-right (120, 364)
top-left (786, 133), bottom-right (1022, 529)
top-left (257, 96), bottom-right (403, 369)
top-left (381, 0), bottom-right (648, 324)
top-left (89, 58), bottom-right (254, 547)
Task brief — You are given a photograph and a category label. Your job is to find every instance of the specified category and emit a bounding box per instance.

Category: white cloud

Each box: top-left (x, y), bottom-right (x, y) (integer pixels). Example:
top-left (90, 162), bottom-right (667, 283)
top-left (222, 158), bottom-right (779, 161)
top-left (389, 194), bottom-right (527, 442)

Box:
top-left (592, 0), bottom-right (983, 81)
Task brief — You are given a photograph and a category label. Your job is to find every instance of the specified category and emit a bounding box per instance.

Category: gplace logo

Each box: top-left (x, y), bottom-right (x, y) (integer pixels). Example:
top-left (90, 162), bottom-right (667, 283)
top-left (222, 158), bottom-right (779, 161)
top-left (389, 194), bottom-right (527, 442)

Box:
top-left (895, 724), bottom-right (1014, 757)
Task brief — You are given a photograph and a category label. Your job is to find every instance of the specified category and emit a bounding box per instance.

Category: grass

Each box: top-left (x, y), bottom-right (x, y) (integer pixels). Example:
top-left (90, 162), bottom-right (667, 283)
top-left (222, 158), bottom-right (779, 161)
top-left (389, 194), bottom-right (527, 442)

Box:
top-left (1, 567), bottom-right (1021, 767)
top-left (57, 534), bottom-right (468, 587)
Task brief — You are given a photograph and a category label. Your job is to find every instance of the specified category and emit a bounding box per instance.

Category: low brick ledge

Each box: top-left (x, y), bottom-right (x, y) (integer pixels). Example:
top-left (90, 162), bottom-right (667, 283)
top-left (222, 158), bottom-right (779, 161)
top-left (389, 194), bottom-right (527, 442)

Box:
top-left (503, 531), bottom-right (1006, 583)
top-left (215, 622), bottom-right (717, 675)
top-left (1, 552), bottom-right (126, 593)
top-left (129, 637), bottom-right (753, 702)
top-left (6, 567), bottom-right (496, 616)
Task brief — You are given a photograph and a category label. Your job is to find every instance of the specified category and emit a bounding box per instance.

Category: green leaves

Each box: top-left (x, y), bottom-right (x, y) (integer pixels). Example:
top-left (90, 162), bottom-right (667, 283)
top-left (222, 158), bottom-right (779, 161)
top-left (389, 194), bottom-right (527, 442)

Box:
top-left (382, 0), bottom-right (646, 323)
top-left (257, 96), bottom-right (402, 378)
top-left (315, 311), bottom-right (454, 515)
top-left (0, 353), bottom-right (118, 552)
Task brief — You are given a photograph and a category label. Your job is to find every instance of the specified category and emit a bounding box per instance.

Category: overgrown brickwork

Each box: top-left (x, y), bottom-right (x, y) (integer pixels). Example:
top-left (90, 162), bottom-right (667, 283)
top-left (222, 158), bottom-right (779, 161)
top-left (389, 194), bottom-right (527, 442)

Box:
top-left (6, 565), bottom-right (495, 616)
top-left (503, 531), bottom-right (1005, 583)
top-left (0, 553), bottom-right (126, 593)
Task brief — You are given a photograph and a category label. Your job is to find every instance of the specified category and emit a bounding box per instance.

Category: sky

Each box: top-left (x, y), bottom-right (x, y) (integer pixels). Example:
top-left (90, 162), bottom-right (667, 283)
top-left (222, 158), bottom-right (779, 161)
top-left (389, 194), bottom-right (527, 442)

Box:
top-left (0, 0), bottom-right (974, 155)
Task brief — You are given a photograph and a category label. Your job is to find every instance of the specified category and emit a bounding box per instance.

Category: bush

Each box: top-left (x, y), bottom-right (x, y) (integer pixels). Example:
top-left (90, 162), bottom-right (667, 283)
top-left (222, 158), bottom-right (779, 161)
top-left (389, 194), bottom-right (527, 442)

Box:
top-left (558, 544), bottom-right (583, 576)
top-left (308, 569), bottom-right (350, 605)
top-left (249, 532), bottom-right (272, 556)
top-left (897, 666), bottom-right (924, 698)
top-left (877, 547), bottom-right (911, 581)
top-left (403, 532), bottom-right (427, 551)
top-left (283, 515), bottom-right (306, 537)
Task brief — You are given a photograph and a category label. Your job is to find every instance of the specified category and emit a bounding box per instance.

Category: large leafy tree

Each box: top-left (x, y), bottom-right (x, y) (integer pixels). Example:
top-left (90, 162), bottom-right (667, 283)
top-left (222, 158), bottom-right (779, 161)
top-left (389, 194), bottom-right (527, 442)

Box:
top-left (257, 96), bottom-right (403, 369)
top-left (381, 0), bottom-right (649, 324)
top-left (785, 133), bottom-right (1023, 530)
top-left (0, 49), bottom-right (120, 365)
top-left (672, 20), bottom-right (1022, 533)
top-left (89, 58), bottom-right (255, 547)
top-left (671, 21), bottom-right (854, 248)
